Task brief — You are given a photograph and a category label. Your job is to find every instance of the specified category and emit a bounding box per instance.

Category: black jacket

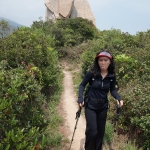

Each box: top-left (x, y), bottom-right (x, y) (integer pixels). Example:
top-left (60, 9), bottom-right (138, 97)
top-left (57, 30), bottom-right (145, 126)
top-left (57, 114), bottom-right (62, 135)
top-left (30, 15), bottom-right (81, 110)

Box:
top-left (78, 71), bottom-right (121, 104)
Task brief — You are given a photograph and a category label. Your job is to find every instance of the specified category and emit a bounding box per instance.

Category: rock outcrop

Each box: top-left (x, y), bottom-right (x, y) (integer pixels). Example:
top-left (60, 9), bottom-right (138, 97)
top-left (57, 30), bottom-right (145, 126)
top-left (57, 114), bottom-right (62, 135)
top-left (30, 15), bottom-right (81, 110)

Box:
top-left (44, 0), bottom-right (96, 26)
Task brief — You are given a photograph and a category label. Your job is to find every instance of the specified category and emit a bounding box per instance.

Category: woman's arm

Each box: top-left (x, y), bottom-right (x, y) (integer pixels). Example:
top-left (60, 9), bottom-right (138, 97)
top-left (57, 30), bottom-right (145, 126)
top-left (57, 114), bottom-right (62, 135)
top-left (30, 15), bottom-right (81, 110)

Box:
top-left (77, 71), bottom-right (93, 105)
top-left (110, 76), bottom-right (123, 107)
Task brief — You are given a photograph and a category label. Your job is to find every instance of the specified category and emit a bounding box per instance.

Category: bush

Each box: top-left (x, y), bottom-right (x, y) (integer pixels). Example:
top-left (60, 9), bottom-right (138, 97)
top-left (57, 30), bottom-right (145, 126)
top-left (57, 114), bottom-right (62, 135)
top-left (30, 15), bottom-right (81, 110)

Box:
top-left (121, 80), bottom-right (150, 148)
top-left (0, 61), bottom-right (47, 149)
top-left (32, 18), bottom-right (100, 48)
top-left (115, 54), bottom-right (138, 82)
top-left (0, 27), bottom-right (62, 97)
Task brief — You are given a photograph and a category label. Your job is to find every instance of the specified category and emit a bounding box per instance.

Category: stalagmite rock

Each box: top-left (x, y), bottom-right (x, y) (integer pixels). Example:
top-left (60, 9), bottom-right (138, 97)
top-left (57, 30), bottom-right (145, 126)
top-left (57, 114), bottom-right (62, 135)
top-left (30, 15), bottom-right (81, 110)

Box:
top-left (59, 0), bottom-right (74, 18)
top-left (71, 0), bottom-right (96, 25)
top-left (44, 0), bottom-right (96, 26)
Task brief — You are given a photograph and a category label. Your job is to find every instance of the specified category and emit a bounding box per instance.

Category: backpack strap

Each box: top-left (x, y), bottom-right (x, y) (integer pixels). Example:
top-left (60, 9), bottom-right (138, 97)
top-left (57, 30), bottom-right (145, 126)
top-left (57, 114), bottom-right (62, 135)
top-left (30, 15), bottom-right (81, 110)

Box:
top-left (109, 75), bottom-right (119, 91)
top-left (84, 75), bottom-right (95, 96)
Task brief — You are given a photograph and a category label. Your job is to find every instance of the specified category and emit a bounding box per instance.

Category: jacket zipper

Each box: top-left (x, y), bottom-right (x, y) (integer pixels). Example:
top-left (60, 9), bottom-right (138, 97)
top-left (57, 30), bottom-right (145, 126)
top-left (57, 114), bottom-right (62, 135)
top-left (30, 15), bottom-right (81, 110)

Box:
top-left (102, 81), bottom-right (103, 87)
top-left (100, 78), bottom-right (104, 87)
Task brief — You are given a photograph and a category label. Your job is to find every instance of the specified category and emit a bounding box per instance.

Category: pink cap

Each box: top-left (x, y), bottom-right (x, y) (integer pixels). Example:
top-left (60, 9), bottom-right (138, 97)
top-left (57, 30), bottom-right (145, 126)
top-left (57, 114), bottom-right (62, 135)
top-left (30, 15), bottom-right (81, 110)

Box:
top-left (95, 51), bottom-right (112, 59)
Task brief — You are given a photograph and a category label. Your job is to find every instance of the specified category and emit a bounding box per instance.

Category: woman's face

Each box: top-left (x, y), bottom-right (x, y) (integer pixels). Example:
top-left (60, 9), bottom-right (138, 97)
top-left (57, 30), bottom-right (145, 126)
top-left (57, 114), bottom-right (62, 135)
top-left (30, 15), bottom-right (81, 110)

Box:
top-left (98, 56), bottom-right (111, 71)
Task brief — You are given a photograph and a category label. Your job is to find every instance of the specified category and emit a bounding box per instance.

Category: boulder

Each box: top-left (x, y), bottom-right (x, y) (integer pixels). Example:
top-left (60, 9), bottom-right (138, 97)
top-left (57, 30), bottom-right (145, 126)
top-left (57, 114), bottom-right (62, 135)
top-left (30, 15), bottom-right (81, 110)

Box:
top-left (59, 0), bottom-right (74, 18)
top-left (44, 0), bottom-right (96, 25)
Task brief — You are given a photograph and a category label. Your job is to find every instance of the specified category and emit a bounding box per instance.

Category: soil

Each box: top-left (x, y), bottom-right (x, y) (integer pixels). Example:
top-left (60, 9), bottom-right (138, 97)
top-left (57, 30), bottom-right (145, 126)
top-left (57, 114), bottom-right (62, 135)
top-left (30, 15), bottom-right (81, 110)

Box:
top-left (58, 68), bottom-right (86, 150)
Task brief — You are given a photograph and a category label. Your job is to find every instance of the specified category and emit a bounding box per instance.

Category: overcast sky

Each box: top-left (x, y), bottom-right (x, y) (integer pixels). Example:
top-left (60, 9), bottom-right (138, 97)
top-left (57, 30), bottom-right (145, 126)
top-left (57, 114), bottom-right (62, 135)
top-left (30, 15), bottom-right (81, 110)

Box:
top-left (0, 0), bottom-right (150, 35)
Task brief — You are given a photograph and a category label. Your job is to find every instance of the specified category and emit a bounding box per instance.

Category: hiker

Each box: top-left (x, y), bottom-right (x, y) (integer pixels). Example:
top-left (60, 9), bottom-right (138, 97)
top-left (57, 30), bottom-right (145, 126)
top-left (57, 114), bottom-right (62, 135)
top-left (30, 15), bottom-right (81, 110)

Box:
top-left (77, 50), bottom-right (123, 150)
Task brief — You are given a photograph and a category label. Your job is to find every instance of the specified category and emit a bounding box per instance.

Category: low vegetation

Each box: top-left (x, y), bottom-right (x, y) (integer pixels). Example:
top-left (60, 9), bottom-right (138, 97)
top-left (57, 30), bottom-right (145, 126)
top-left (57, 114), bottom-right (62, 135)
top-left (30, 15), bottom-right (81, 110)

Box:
top-left (0, 17), bottom-right (150, 149)
top-left (0, 24), bottom-right (63, 149)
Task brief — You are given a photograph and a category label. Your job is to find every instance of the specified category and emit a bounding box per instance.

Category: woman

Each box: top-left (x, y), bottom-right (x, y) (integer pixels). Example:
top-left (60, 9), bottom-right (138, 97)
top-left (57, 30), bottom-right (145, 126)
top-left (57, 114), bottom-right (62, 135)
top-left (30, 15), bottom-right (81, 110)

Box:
top-left (77, 50), bottom-right (123, 150)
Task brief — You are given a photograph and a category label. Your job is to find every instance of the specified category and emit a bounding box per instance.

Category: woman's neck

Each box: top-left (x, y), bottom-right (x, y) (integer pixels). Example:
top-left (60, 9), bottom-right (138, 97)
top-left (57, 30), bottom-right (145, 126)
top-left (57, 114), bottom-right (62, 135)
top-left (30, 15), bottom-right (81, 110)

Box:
top-left (101, 71), bottom-right (108, 78)
top-left (101, 70), bottom-right (108, 74)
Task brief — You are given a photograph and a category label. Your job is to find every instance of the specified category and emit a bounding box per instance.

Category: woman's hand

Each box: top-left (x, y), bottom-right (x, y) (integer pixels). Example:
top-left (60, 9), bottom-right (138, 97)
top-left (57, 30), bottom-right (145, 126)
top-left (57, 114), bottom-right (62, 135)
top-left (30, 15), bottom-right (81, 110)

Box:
top-left (79, 101), bottom-right (84, 107)
top-left (117, 100), bottom-right (123, 107)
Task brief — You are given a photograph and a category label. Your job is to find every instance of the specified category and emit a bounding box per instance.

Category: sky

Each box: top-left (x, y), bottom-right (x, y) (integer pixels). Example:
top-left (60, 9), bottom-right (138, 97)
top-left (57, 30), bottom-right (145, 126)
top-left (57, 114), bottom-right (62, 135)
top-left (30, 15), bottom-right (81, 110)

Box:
top-left (0, 0), bottom-right (150, 35)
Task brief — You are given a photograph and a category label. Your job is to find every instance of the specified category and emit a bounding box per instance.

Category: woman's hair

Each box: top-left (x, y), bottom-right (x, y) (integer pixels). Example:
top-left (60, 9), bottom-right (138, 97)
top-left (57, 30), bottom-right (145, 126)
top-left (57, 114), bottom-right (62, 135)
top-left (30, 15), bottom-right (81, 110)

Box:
top-left (90, 50), bottom-right (116, 76)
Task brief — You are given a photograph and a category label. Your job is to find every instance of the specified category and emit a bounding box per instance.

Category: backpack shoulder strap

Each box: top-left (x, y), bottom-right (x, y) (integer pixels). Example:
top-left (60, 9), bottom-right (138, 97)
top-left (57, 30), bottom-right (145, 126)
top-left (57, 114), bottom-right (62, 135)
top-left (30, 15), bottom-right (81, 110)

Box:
top-left (109, 75), bottom-right (119, 91)
top-left (84, 74), bottom-right (95, 96)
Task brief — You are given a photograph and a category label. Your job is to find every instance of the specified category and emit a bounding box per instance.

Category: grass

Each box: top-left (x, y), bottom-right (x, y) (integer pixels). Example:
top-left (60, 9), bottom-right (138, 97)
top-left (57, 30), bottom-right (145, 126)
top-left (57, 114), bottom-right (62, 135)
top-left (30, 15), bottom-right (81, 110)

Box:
top-left (43, 89), bottom-right (65, 149)
top-left (122, 141), bottom-right (138, 150)
top-left (48, 133), bottom-right (62, 148)
top-left (72, 71), bottom-right (82, 93)
top-left (103, 121), bottom-right (114, 144)
top-left (103, 121), bottom-right (140, 150)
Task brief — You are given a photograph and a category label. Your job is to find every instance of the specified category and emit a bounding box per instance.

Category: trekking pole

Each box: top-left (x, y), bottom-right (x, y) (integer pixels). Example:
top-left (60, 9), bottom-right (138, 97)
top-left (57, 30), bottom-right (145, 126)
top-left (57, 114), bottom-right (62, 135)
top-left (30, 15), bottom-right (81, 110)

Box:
top-left (68, 107), bottom-right (82, 150)
top-left (114, 104), bottom-right (121, 132)
top-left (111, 104), bottom-right (121, 150)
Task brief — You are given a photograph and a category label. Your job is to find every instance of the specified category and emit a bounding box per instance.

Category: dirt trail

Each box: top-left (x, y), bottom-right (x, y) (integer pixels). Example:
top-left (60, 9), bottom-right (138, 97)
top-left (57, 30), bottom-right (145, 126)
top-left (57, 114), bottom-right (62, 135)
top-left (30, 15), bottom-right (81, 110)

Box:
top-left (61, 70), bottom-right (86, 150)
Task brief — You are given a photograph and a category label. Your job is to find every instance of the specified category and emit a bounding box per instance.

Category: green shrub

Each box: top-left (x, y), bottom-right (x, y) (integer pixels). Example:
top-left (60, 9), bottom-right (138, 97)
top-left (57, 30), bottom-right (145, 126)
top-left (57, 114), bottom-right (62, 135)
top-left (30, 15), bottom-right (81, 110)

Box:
top-left (115, 54), bottom-right (138, 82)
top-left (120, 80), bottom-right (150, 148)
top-left (55, 17), bottom-right (99, 46)
top-left (0, 61), bottom-right (47, 149)
top-left (0, 27), bottom-right (63, 98)
top-left (32, 18), bottom-right (100, 48)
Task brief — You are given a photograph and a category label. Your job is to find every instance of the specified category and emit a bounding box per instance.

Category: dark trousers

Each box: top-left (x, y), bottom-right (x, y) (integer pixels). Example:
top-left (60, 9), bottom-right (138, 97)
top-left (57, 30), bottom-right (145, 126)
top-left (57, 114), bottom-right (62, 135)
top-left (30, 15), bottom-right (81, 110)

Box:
top-left (84, 107), bottom-right (108, 150)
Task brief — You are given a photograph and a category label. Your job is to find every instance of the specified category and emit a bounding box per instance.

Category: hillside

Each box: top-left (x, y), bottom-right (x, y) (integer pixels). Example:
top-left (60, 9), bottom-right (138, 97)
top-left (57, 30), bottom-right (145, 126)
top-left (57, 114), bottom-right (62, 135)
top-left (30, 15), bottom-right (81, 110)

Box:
top-left (0, 18), bottom-right (150, 149)
top-left (0, 17), bottom-right (24, 37)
